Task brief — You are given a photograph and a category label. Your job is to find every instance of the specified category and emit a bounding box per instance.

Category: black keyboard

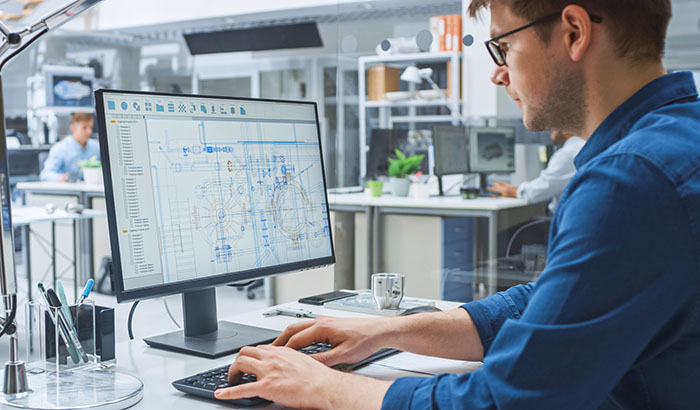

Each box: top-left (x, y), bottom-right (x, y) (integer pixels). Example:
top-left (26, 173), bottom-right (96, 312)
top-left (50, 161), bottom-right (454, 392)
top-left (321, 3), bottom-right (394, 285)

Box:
top-left (172, 342), bottom-right (398, 406)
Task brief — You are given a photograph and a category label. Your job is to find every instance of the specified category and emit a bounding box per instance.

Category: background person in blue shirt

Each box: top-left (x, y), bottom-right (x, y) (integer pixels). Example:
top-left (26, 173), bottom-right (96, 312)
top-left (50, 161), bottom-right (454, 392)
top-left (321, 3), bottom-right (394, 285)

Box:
top-left (217, 1), bottom-right (700, 409)
top-left (40, 112), bottom-right (100, 182)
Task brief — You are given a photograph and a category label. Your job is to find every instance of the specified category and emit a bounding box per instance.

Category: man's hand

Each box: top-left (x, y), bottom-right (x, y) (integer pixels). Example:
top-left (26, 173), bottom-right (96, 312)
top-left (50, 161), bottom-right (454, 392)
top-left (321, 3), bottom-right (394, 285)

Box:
top-left (272, 316), bottom-right (392, 367)
top-left (488, 181), bottom-right (518, 198)
top-left (216, 345), bottom-right (391, 409)
top-left (58, 173), bottom-right (69, 183)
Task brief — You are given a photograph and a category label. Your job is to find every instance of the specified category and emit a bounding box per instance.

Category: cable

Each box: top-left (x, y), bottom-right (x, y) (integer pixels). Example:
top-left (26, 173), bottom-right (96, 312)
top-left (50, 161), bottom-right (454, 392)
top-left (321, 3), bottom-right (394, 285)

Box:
top-left (127, 300), bottom-right (139, 340)
top-left (0, 28), bottom-right (47, 71)
top-left (162, 298), bottom-right (181, 328)
top-left (0, 294), bottom-right (17, 339)
top-left (505, 219), bottom-right (549, 257)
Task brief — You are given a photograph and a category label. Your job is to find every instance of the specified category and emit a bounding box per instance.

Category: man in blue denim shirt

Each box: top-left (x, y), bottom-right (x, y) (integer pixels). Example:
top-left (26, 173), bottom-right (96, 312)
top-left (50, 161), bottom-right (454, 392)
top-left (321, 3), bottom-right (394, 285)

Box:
top-left (216, 1), bottom-right (700, 408)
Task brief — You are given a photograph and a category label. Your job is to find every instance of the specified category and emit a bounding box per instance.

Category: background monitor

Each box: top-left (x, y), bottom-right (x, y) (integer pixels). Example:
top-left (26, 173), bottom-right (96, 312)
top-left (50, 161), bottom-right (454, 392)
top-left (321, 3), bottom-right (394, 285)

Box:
top-left (96, 89), bottom-right (335, 357)
top-left (44, 65), bottom-right (94, 108)
top-left (366, 128), bottom-right (408, 179)
top-left (432, 125), bottom-right (468, 176)
top-left (469, 126), bottom-right (516, 173)
top-left (7, 147), bottom-right (50, 183)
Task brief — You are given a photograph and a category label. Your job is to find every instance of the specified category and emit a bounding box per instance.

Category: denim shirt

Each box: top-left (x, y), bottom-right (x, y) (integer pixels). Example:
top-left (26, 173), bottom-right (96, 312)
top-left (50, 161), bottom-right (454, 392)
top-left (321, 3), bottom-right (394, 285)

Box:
top-left (40, 136), bottom-right (100, 182)
top-left (382, 71), bottom-right (700, 409)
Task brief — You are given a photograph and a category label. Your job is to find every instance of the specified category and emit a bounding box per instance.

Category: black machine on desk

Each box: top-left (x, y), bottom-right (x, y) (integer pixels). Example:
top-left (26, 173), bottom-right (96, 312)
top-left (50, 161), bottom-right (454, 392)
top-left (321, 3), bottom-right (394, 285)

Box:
top-left (95, 89), bottom-right (336, 358)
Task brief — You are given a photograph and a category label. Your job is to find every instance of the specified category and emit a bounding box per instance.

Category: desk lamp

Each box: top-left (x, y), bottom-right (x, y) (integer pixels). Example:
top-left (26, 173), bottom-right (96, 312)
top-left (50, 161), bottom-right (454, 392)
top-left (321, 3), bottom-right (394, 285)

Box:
top-left (400, 65), bottom-right (446, 98)
top-left (0, 0), bottom-right (104, 397)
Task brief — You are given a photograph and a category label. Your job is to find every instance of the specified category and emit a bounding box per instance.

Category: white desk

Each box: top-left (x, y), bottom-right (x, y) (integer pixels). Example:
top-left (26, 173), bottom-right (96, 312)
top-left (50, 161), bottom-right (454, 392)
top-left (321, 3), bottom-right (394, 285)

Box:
top-left (115, 299), bottom-right (478, 409)
top-left (12, 206), bottom-right (106, 301)
top-left (16, 182), bottom-right (106, 285)
top-left (328, 192), bottom-right (545, 295)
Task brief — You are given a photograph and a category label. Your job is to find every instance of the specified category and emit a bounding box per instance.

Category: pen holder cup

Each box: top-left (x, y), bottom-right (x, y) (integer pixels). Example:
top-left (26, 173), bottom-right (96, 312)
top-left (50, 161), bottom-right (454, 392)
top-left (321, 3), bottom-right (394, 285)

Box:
top-left (25, 301), bottom-right (115, 371)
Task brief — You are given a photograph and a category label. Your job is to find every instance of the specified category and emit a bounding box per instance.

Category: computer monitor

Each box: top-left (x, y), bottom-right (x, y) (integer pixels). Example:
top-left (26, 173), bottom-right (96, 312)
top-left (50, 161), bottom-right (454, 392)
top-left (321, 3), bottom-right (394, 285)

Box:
top-left (366, 128), bottom-right (408, 179)
top-left (432, 125), bottom-right (468, 195)
top-left (44, 65), bottom-right (95, 108)
top-left (468, 126), bottom-right (516, 194)
top-left (7, 147), bottom-right (50, 183)
top-left (95, 89), bottom-right (335, 357)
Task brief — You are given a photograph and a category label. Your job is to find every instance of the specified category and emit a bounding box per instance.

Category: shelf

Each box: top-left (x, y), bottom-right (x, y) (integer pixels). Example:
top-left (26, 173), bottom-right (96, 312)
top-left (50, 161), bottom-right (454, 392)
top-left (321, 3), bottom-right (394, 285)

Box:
top-left (365, 99), bottom-right (461, 108)
top-left (359, 52), bottom-right (461, 65)
top-left (389, 115), bottom-right (460, 123)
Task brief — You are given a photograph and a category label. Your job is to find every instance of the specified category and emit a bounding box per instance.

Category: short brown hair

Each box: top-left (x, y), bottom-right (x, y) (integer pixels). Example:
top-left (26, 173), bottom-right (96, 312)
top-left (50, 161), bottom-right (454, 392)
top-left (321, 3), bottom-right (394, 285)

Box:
top-left (468, 1), bottom-right (671, 61)
top-left (70, 112), bottom-right (94, 124)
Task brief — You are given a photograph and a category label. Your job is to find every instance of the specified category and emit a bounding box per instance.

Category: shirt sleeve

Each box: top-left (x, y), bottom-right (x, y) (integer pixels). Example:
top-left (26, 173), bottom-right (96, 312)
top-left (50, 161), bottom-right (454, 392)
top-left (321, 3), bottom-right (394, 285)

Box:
top-left (40, 144), bottom-right (65, 182)
top-left (517, 146), bottom-right (577, 204)
top-left (382, 154), bottom-right (697, 409)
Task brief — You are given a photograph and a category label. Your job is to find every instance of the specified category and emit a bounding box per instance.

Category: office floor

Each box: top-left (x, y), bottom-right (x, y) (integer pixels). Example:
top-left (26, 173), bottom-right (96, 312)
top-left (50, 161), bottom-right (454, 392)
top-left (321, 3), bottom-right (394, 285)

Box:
top-left (0, 261), bottom-right (270, 364)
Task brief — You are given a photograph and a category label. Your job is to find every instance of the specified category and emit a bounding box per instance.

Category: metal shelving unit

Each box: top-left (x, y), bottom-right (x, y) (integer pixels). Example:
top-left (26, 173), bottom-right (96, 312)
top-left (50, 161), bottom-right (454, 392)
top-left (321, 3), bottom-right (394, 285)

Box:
top-left (358, 51), bottom-right (462, 181)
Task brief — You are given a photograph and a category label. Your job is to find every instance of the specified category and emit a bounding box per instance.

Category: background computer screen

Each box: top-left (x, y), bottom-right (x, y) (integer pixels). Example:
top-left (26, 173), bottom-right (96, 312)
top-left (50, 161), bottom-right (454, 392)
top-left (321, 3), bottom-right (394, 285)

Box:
top-left (432, 125), bottom-right (468, 176)
top-left (469, 126), bottom-right (516, 173)
top-left (96, 90), bottom-right (335, 302)
top-left (366, 128), bottom-right (408, 179)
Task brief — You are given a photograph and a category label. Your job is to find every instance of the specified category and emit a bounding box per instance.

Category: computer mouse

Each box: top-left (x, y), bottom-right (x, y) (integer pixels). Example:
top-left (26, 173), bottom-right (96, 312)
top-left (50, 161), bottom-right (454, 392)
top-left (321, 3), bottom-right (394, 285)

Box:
top-left (44, 203), bottom-right (56, 214)
top-left (65, 203), bottom-right (85, 214)
top-left (401, 305), bottom-right (442, 316)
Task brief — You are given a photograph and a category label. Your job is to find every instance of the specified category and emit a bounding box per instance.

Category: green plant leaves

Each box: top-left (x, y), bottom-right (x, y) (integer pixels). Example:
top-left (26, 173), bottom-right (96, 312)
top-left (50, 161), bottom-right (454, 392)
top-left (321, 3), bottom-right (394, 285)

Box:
top-left (387, 149), bottom-right (424, 178)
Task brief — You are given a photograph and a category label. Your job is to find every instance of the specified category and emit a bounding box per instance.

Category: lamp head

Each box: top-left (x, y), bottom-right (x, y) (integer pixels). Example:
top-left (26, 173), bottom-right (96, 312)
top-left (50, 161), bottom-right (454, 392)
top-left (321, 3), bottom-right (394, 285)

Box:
top-left (400, 66), bottom-right (434, 84)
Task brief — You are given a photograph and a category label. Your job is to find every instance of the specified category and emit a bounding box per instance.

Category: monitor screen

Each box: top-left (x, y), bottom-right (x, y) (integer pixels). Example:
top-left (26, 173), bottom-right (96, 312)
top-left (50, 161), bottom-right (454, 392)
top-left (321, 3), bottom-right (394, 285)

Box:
top-left (7, 148), bottom-right (49, 178)
top-left (469, 126), bottom-right (516, 173)
top-left (432, 125), bottom-right (468, 176)
top-left (45, 66), bottom-right (94, 108)
top-left (366, 128), bottom-right (408, 179)
top-left (96, 90), bottom-right (335, 302)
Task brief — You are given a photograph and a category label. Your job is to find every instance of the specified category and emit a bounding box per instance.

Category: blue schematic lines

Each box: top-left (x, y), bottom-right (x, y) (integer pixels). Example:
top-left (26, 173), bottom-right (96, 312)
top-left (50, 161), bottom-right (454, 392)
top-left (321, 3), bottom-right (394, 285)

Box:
top-left (143, 116), bottom-right (331, 284)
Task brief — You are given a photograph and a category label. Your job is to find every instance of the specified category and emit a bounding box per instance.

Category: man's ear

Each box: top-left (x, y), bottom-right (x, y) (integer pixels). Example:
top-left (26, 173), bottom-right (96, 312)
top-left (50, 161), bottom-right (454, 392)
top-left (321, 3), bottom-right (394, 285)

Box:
top-left (560, 4), bottom-right (594, 62)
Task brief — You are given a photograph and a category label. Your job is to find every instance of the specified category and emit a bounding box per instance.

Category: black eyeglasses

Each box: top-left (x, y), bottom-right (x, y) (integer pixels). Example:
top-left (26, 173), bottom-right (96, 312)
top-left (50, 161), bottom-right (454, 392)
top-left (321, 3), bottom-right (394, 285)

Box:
top-left (485, 11), bottom-right (603, 66)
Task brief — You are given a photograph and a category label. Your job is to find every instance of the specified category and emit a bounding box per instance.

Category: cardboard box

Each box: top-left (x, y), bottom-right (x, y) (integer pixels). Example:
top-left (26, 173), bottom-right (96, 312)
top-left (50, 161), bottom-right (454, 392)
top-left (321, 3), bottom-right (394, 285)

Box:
top-left (447, 60), bottom-right (462, 98)
top-left (367, 65), bottom-right (400, 101)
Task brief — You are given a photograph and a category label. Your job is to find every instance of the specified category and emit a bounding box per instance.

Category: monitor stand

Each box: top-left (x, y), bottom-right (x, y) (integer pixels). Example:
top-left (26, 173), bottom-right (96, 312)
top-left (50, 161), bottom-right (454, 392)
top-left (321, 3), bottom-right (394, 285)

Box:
top-left (143, 288), bottom-right (281, 358)
top-left (478, 173), bottom-right (498, 197)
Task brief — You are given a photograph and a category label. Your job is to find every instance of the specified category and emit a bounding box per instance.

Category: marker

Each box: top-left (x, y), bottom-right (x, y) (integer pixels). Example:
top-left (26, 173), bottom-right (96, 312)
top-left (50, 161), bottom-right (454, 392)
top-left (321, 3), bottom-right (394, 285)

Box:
top-left (37, 283), bottom-right (80, 364)
top-left (46, 288), bottom-right (89, 363)
top-left (77, 279), bottom-right (94, 305)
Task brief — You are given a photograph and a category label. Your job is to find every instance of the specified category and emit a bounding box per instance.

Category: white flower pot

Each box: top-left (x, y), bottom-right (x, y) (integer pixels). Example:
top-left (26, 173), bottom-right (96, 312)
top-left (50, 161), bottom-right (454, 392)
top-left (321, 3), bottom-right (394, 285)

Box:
top-left (390, 177), bottom-right (411, 197)
top-left (83, 167), bottom-right (103, 185)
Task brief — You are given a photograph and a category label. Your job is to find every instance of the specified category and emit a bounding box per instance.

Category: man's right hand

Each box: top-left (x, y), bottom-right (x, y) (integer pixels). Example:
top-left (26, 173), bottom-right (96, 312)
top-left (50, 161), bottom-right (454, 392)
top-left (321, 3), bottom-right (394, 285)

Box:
top-left (272, 316), bottom-right (392, 367)
top-left (58, 174), bottom-right (69, 182)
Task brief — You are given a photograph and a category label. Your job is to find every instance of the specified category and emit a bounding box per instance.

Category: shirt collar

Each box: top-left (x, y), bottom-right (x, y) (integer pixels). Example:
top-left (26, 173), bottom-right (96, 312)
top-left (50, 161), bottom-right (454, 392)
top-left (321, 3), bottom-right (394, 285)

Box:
top-left (574, 71), bottom-right (699, 169)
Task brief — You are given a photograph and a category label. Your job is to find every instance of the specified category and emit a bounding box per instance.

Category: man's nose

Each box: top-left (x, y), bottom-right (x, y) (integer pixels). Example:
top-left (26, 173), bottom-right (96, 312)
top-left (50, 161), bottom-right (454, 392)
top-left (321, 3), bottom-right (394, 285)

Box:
top-left (490, 65), bottom-right (509, 86)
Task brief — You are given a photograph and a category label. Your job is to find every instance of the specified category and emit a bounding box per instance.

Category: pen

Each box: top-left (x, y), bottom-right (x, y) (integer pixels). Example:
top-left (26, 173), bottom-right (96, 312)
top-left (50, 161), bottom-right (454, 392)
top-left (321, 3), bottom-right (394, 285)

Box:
top-left (46, 288), bottom-right (89, 363)
top-left (77, 278), bottom-right (94, 305)
top-left (37, 283), bottom-right (80, 364)
top-left (56, 280), bottom-right (77, 333)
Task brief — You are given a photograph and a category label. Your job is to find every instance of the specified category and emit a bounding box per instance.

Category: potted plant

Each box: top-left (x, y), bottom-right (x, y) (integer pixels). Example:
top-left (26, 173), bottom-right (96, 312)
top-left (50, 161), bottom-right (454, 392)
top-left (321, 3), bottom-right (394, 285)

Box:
top-left (78, 156), bottom-right (102, 185)
top-left (387, 149), bottom-right (424, 197)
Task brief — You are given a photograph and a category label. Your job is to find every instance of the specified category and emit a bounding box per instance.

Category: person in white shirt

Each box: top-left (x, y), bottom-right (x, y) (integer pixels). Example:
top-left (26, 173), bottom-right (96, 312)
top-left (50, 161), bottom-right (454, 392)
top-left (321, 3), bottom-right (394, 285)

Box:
top-left (488, 130), bottom-right (585, 212)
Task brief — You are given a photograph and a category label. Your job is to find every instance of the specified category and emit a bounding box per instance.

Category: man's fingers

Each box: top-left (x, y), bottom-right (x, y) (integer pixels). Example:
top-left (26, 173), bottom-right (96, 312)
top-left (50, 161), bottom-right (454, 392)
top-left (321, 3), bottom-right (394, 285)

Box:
top-left (272, 320), bottom-right (315, 346)
top-left (228, 355), bottom-right (261, 385)
top-left (215, 382), bottom-right (260, 401)
top-left (310, 349), bottom-right (343, 367)
top-left (285, 326), bottom-right (325, 350)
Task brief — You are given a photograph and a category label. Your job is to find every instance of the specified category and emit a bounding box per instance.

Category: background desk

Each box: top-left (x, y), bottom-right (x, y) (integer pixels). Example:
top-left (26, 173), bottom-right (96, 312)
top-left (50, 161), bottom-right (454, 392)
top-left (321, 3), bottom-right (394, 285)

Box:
top-left (16, 182), bottom-right (107, 285)
top-left (114, 299), bottom-right (476, 409)
top-left (328, 193), bottom-right (546, 298)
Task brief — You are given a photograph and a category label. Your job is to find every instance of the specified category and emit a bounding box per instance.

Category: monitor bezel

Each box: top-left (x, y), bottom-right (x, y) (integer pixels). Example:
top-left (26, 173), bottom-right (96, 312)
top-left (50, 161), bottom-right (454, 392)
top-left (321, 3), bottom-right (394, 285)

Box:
top-left (432, 125), bottom-right (469, 177)
top-left (95, 88), bottom-right (336, 303)
top-left (468, 126), bottom-right (516, 174)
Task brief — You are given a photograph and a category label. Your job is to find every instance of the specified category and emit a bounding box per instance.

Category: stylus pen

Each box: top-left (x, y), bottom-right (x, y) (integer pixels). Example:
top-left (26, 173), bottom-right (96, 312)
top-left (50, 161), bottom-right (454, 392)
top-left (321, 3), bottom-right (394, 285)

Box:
top-left (46, 288), bottom-right (89, 363)
top-left (77, 278), bottom-right (94, 305)
top-left (37, 283), bottom-right (80, 364)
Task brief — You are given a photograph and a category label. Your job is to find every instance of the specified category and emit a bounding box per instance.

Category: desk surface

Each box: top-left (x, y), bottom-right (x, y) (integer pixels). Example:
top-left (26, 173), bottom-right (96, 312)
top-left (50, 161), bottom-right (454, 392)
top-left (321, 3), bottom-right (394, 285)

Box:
top-left (115, 299), bottom-right (477, 409)
top-left (11, 206), bottom-right (106, 226)
top-left (17, 181), bottom-right (105, 194)
top-left (328, 192), bottom-right (530, 211)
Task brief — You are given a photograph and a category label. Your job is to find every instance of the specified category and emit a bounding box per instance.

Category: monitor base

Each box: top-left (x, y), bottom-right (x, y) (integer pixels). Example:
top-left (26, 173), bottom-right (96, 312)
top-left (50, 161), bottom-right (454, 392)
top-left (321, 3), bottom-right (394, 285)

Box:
top-left (144, 321), bottom-right (280, 358)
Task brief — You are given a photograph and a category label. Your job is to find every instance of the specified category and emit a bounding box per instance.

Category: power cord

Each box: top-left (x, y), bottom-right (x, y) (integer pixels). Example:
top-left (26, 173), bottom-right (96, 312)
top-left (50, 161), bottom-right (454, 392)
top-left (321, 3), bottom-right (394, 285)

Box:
top-left (163, 298), bottom-right (181, 328)
top-left (127, 300), bottom-right (139, 340)
top-left (0, 294), bottom-right (17, 338)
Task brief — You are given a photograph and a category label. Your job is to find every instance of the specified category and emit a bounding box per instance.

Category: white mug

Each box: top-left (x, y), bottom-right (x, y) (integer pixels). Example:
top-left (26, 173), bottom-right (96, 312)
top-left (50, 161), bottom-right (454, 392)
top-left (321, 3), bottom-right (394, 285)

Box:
top-left (372, 273), bottom-right (405, 310)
